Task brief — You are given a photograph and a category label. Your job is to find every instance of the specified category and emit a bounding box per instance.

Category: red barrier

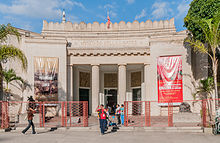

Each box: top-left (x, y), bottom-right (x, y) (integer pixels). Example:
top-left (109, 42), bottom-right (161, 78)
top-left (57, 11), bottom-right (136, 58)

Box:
top-left (124, 99), bottom-right (214, 127)
top-left (0, 101), bottom-right (88, 129)
top-left (145, 101), bottom-right (151, 127)
top-left (202, 100), bottom-right (207, 127)
top-left (1, 101), bottom-right (9, 128)
top-left (168, 102), bottom-right (173, 127)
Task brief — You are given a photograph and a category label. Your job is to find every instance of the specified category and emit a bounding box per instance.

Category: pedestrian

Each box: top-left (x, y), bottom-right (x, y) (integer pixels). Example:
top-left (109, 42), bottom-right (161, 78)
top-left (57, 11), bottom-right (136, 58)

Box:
top-left (120, 104), bottom-right (124, 125)
top-left (115, 104), bottom-right (121, 125)
top-left (22, 96), bottom-right (36, 134)
top-left (96, 104), bottom-right (107, 135)
top-left (105, 107), bottom-right (110, 130)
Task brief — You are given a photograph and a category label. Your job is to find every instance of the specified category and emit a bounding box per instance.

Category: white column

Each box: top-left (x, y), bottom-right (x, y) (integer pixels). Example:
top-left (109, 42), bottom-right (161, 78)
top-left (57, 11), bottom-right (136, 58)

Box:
top-left (118, 64), bottom-right (126, 105)
top-left (69, 65), bottom-right (73, 101)
top-left (73, 66), bottom-right (79, 101)
top-left (92, 64), bottom-right (100, 114)
top-left (144, 64), bottom-right (150, 101)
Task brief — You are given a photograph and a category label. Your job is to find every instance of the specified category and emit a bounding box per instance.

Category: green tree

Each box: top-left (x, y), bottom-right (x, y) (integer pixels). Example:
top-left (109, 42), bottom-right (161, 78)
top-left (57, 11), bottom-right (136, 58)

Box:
top-left (193, 77), bottom-right (214, 121)
top-left (2, 68), bottom-right (24, 92)
top-left (184, 0), bottom-right (220, 42)
top-left (185, 14), bottom-right (220, 108)
top-left (0, 24), bottom-right (28, 100)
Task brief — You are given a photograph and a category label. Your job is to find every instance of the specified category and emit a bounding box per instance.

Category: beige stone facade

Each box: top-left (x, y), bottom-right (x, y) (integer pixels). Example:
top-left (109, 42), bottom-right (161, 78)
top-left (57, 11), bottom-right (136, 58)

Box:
top-left (4, 18), bottom-right (208, 115)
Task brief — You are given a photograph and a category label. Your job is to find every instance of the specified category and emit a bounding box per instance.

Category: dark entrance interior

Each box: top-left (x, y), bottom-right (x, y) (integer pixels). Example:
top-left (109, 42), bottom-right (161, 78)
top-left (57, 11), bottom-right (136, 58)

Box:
top-left (79, 88), bottom-right (90, 115)
top-left (132, 88), bottom-right (142, 115)
top-left (104, 89), bottom-right (117, 114)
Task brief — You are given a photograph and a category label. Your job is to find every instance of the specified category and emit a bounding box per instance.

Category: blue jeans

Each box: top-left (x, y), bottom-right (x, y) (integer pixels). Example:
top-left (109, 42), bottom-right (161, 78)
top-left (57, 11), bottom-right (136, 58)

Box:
top-left (121, 115), bottom-right (124, 125)
top-left (22, 120), bottom-right (36, 134)
top-left (99, 119), bottom-right (106, 134)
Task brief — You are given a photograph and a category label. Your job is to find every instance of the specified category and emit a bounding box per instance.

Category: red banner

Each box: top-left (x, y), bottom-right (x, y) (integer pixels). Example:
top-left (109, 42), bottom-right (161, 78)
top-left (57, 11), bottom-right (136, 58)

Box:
top-left (157, 56), bottom-right (183, 103)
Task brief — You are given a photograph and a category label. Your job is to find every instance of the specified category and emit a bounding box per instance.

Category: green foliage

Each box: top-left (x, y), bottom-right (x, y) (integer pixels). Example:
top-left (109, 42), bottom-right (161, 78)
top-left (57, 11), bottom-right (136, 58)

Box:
top-left (2, 68), bottom-right (24, 92)
top-left (0, 23), bottom-right (27, 100)
top-left (184, 0), bottom-right (220, 42)
top-left (0, 24), bottom-right (20, 43)
top-left (0, 45), bottom-right (27, 70)
top-left (193, 77), bottom-right (214, 100)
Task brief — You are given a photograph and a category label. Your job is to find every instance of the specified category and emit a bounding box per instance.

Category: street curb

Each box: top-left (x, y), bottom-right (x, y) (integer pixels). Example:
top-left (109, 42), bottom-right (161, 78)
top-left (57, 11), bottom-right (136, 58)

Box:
top-left (0, 126), bottom-right (204, 133)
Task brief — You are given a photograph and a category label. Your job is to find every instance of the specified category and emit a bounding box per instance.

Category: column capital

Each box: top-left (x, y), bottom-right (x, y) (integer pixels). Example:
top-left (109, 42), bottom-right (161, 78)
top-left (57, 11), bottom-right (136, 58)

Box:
top-left (144, 63), bottom-right (150, 66)
top-left (118, 63), bottom-right (127, 66)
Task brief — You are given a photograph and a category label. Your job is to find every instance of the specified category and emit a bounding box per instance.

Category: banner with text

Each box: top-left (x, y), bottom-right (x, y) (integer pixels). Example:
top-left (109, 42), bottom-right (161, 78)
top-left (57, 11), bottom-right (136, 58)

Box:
top-left (157, 56), bottom-right (183, 104)
top-left (34, 57), bottom-right (59, 101)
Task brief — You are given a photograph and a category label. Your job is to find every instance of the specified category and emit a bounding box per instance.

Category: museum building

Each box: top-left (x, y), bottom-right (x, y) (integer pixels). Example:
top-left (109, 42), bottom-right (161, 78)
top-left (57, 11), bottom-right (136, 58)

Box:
top-left (5, 15), bottom-right (207, 115)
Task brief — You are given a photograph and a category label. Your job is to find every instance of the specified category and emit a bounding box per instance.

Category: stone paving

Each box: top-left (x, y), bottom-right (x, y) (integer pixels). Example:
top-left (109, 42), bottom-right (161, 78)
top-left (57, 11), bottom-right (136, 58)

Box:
top-left (0, 130), bottom-right (219, 143)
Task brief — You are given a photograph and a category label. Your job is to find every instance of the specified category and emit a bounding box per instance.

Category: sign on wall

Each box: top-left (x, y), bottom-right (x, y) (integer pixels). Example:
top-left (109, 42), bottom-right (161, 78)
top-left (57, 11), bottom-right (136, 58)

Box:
top-left (34, 57), bottom-right (59, 101)
top-left (157, 56), bottom-right (183, 104)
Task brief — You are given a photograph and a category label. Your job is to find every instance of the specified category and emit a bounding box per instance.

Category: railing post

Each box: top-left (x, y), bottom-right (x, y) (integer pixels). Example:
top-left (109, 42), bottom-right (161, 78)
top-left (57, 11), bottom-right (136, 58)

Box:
top-left (145, 101), bottom-right (151, 127)
top-left (42, 102), bottom-right (45, 127)
top-left (1, 101), bottom-right (9, 129)
top-left (124, 101), bottom-right (127, 126)
top-left (83, 101), bottom-right (88, 127)
top-left (202, 99), bottom-right (207, 127)
top-left (168, 102), bottom-right (173, 127)
top-left (65, 101), bottom-right (67, 127)
top-left (39, 102), bottom-right (42, 127)
top-left (69, 101), bottom-right (72, 127)
top-left (61, 102), bottom-right (64, 127)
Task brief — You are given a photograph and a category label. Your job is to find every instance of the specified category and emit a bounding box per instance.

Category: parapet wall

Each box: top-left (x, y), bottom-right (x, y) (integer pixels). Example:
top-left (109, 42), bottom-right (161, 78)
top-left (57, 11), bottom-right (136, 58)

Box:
top-left (42, 18), bottom-right (175, 32)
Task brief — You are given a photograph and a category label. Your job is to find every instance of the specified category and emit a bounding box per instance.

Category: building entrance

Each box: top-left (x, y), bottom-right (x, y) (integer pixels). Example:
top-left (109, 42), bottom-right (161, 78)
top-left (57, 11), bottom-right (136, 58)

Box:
top-left (132, 88), bottom-right (142, 115)
top-left (79, 88), bottom-right (90, 115)
top-left (104, 89), bottom-right (117, 114)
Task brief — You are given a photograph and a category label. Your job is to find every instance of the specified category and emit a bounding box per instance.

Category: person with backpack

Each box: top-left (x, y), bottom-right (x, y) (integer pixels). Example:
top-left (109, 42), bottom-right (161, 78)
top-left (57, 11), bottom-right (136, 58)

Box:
top-left (22, 96), bottom-right (36, 134)
top-left (115, 104), bottom-right (121, 125)
top-left (120, 104), bottom-right (124, 125)
top-left (96, 104), bottom-right (107, 135)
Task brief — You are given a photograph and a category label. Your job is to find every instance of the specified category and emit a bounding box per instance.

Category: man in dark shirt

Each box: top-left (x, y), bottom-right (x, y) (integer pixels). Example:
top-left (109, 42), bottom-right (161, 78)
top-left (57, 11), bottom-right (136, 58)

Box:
top-left (22, 96), bottom-right (36, 134)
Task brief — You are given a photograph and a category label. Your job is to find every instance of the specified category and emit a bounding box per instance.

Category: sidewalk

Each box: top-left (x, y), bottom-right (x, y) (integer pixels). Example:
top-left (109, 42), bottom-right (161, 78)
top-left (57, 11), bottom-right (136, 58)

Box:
top-left (0, 130), bottom-right (218, 143)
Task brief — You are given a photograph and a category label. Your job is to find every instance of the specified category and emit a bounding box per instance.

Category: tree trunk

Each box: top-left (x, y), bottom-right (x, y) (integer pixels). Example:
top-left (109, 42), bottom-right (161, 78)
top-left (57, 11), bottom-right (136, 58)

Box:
top-left (212, 59), bottom-right (218, 110)
top-left (0, 63), bottom-right (3, 100)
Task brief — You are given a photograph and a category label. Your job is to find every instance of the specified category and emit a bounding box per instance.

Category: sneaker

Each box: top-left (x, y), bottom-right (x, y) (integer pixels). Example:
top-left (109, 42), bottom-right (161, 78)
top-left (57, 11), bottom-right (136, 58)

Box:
top-left (32, 132), bottom-right (36, 134)
top-left (22, 132), bottom-right (25, 134)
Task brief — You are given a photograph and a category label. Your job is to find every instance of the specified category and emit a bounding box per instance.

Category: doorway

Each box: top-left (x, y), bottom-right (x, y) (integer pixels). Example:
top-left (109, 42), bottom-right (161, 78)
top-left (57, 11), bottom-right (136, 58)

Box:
top-left (79, 88), bottom-right (90, 115)
top-left (132, 88), bottom-right (142, 115)
top-left (104, 89), bottom-right (117, 114)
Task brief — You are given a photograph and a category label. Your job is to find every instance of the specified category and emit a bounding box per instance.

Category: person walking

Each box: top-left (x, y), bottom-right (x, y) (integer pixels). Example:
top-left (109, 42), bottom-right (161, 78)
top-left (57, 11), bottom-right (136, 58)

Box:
top-left (115, 104), bottom-right (121, 125)
top-left (96, 104), bottom-right (107, 135)
top-left (22, 96), bottom-right (36, 134)
top-left (120, 104), bottom-right (124, 125)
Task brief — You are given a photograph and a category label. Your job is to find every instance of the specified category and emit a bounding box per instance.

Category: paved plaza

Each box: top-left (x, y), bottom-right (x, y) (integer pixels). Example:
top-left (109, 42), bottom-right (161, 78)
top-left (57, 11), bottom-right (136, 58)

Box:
top-left (0, 130), bottom-right (219, 143)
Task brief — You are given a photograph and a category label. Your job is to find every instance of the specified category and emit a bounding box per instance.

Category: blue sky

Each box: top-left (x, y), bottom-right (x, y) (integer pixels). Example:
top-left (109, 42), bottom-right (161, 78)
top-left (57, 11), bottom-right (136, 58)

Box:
top-left (0, 0), bottom-right (192, 33)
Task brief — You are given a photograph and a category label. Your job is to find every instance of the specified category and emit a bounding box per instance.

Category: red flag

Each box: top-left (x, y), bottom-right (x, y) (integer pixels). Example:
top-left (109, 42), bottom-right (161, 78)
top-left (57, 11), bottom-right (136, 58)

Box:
top-left (107, 15), bottom-right (110, 28)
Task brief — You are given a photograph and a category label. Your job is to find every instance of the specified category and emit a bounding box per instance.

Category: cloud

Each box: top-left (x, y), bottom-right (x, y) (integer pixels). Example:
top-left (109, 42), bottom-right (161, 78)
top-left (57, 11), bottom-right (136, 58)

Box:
top-left (0, 0), bottom-right (85, 20)
top-left (127, 0), bottom-right (135, 4)
top-left (98, 3), bottom-right (118, 19)
top-left (135, 9), bottom-right (146, 20)
top-left (176, 0), bottom-right (192, 18)
top-left (103, 4), bottom-right (115, 9)
top-left (0, 15), bottom-right (34, 31)
top-left (151, 2), bottom-right (173, 19)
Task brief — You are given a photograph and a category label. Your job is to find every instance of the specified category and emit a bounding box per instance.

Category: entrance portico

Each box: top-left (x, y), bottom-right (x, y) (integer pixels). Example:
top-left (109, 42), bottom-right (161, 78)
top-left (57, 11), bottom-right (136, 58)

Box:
top-left (67, 63), bottom-right (149, 114)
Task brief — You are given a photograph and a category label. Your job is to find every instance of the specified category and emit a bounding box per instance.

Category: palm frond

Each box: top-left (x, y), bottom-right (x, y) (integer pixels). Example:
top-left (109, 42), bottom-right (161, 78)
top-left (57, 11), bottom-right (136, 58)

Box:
top-left (0, 24), bottom-right (20, 43)
top-left (0, 45), bottom-right (27, 70)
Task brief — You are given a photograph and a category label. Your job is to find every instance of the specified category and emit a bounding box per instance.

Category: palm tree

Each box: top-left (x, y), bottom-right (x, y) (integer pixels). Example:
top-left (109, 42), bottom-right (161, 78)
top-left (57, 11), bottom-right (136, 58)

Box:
top-left (185, 14), bottom-right (220, 109)
top-left (2, 69), bottom-right (24, 92)
top-left (193, 77), bottom-right (214, 121)
top-left (0, 24), bottom-right (28, 100)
